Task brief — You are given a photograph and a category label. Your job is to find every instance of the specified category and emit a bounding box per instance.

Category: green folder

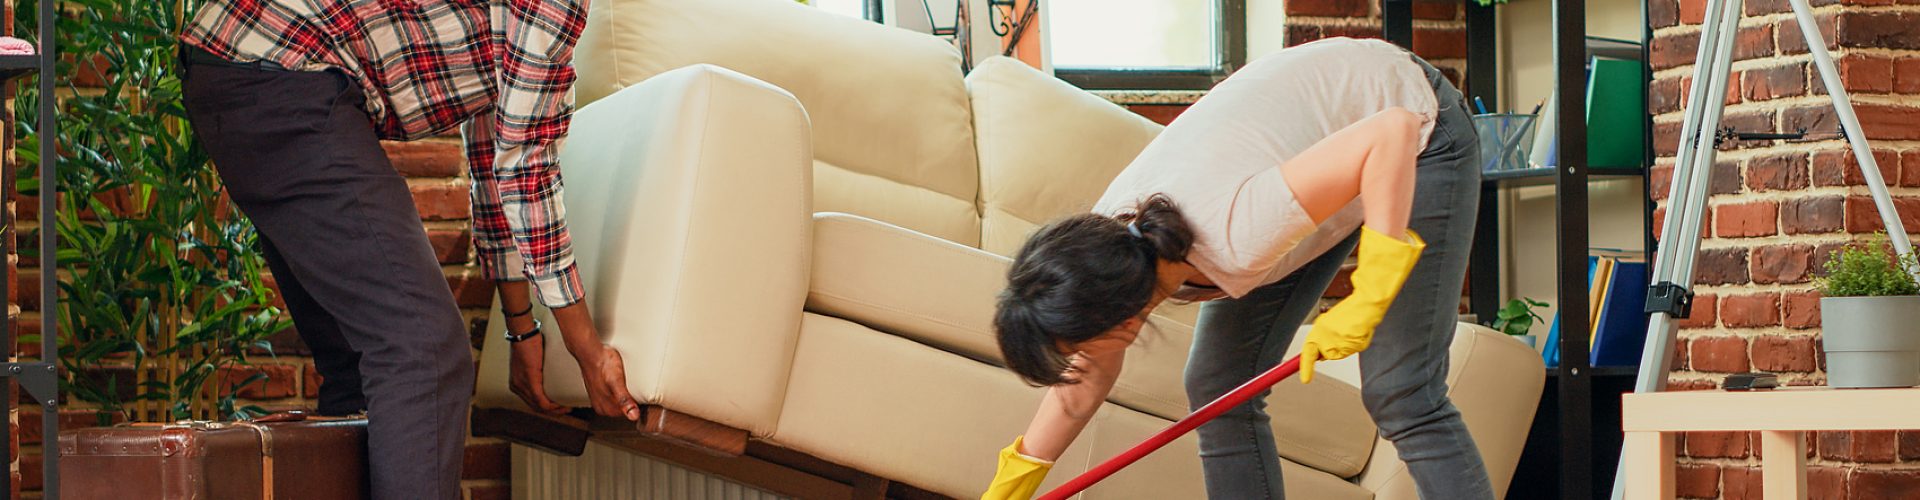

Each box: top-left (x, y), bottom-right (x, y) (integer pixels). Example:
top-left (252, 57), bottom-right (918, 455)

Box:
top-left (1586, 57), bottom-right (1646, 168)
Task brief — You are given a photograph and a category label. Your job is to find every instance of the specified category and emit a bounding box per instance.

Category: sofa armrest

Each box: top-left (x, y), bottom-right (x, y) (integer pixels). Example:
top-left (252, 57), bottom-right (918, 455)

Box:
top-left (476, 64), bottom-right (814, 438)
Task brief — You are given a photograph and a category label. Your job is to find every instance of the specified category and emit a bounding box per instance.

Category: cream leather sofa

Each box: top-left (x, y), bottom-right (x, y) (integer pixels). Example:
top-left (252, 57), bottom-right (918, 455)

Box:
top-left (474, 0), bottom-right (1547, 497)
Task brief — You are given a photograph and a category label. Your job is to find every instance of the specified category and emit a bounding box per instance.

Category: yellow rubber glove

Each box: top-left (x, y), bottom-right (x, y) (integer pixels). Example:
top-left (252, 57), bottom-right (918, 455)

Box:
top-left (981, 436), bottom-right (1054, 500)
top-left (1302, 226), bottom-right (1426, 384)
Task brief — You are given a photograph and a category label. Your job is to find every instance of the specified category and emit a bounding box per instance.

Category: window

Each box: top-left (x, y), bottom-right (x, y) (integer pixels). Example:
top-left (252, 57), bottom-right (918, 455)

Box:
top-left (1049, 0), bottom-right (1245, 90)
top-left (811, 0), bottom-right (882, 21)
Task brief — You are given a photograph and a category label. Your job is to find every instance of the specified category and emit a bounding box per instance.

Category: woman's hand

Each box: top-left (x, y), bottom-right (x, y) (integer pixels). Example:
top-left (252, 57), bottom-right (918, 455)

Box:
top-left (508, 338), bottom-right (569, 414)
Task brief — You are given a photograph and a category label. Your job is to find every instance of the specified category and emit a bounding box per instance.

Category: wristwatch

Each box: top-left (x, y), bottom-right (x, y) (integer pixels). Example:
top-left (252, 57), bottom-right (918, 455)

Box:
top-left (505, 318), bottom-right (543, 343)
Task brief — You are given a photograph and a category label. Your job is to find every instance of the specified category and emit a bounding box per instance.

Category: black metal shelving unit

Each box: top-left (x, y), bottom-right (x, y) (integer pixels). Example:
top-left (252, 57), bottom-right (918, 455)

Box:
top-left (2, 0), bottom-right (61, 497)
top-left (1388, 0), bottom-right (1657, 498)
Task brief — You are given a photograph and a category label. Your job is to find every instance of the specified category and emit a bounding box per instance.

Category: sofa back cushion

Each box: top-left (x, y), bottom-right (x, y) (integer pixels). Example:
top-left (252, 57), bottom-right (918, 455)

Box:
top-left (575, 0), bottom-right (984, 245)
top-left (964, 57), bottom-right (1164, 256)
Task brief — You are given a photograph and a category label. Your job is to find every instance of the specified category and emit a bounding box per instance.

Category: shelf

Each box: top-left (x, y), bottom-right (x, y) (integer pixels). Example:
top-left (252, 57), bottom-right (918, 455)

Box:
top-left (1547, 365), bottom-right (1641, 377)
top-left (1482, 166), bottom-right (1644, 186)
top-left (0, 54), bottom-right (39, 82)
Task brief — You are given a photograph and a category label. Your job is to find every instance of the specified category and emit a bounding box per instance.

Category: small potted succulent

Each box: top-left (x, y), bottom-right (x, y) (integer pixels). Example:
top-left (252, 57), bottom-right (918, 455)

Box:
top-left (1491, 298), bottom-right (1549, 348)
top-left (1815, 235), bottom-right (1920, 388)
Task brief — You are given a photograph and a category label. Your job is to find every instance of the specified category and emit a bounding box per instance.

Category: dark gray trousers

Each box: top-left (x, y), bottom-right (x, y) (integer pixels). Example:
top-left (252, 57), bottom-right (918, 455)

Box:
top-left (180, 54), bottom-right (474, 500)
top-left (1184, 55), bottom-right (1494, 499)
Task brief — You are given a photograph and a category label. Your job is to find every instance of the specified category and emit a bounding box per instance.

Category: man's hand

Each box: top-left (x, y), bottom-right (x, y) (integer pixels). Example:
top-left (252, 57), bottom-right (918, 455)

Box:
top-left (509, 339), bottom-right (569, 414)
top-left (573, 343), bottom-right (641, 421)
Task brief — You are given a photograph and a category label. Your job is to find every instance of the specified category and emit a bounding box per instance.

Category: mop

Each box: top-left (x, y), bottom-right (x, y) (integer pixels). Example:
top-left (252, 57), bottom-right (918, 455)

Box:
top-left (1034, 355), bottom-right (1304, 500)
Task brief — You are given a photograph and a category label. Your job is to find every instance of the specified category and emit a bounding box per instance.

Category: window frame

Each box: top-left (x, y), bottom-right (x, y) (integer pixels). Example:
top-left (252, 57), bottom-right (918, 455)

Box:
top-left (1051, 0), bottom-right (1246, 91)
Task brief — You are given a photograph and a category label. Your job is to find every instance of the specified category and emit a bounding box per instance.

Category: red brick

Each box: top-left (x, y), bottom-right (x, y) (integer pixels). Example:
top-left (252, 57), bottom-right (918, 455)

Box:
top-left (462, 441), bottom-right (511, 480)
top-left (1679, 0), bottom-right (1706, 25)
top-left (1783, 290), bottom-right (1822, 329)
top-left (1412, 29), bottom-right (1467, 60)
top-left (1691, 336), bottom-right (1751, 373)
top-left (411, 182), bottom-right (471, 221)
top-left (1698, 248), bottom-right (1751, 286)
top-left (428, 229), bottom-right (472, 265)
top-left (19, 410), bottom-right (119, 446)
top-left (1735, 24), bottom-right (1776, 61)
top-left (1814, 430), bottom-right (1897, 462)
top-left (1851, 469), bottom-right (1920, 500)
top-left (382, 141), bottom-right (465, 178)
top-left (1899, 430), bottom-right (1920, 461)
top-left (1713, 160), bottom-right (1744, 195)
top-left (1719, 110), bottom-right (1776, 148)
top-left (1844, 195), bottom-right (1920, 234)
top-left (1284, 24), bottom-right (1324, 47)
top-left (1751, 335), bottom-right (1818, 372)
top-left (1676, 462), bottom-right (1720, 498)
top-left (468, 483), bottom-right (510, 500)
top-left (1897, 57), bottom-right (1920, 94)
top-left (1650, 165), bottom-right (1673, 202)
top-left (1412, 0), bottom-right (1457, 20)
top-left (1652, 0), bottom-right (1680, 28)
top-left (1127, 104), bottom-right (1186, 126)
top-left (1903, 150), bottom-right (1920, 188)
top-left (1747, 153), bottom-right (1810, 192)
top-left (1742, 63), bottom-right (1807, 101)
top-left (1722, 466), bottom-right (1762, 500)
top-left (1653, 31), bottom-right (1701, 71)
top-left (1777, 15), bottom-right (1839, 55)
top-left (1856, 104), bottom-right (1920, 141)
top-left (220, 363), bottom-right (299, 400)
top-left (1321, 24), bottom-right (1383, 41)
top-left (1285, 0), bottom-right (1368, 17)
top-left (1716, 201), bottom-right (1780, 237)
top-left (1655, 120), bottom-right (1683, 157)
top-left (1721, 293), bottom-right (1780, 328)
top-left (1811, 149), bottom-right (1898, 187)
top-left (1651, 206), bottom-right (1713, 239)
top-left (1784, 196), bottom-right (1845, 235)
top-left (1651, 77), bottom-right (1684, 115)
top-left (1751, 244), bottom-right (1813, 284)
top-left (1677, 293), bottom-right (1719, 329)
top-left (1835, 54), bottom-right (1895, 94)
top-left (1835, 11), bottom-right (1920, 50)
top-left (1811, 242), bottom-right (1851, 278)
top-left (1808, 466), bottom-right (1849, 500)
top-left (1688, 430), bottom-right (1752, 458)
top-left (1744, 0), bottom-right (1790, 14)
top-left (303, 363), bottom-right (322, 399)
top-left (447, 271), bottom-right (496, 309)
top-left (21, 450), bottom-right (39, 491)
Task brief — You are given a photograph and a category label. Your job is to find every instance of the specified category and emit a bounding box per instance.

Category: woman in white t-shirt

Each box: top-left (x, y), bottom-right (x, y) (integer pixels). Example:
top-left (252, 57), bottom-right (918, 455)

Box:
top-left (984, 38), bottom-right (1494, 499)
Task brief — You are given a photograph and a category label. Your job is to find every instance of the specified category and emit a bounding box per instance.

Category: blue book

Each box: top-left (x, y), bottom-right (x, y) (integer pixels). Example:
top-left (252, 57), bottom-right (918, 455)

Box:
top-left (1591, 259), bottom-right (1651, 366)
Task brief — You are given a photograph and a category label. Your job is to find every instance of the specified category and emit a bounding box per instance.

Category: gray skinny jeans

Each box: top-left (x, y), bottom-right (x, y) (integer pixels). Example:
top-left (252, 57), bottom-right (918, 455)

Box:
top-left (1183, 54), bottom-right (1492, 499)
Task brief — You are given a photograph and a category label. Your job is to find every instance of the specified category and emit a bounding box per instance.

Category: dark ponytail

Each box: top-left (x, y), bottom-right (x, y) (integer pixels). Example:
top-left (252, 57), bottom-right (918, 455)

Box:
top-left (995, 194), bottom-right (1197, 386)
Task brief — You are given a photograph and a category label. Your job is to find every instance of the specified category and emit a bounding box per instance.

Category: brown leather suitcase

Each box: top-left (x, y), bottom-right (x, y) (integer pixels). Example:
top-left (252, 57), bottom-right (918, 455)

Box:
top-left (58, 412), bottom-right (369, 499)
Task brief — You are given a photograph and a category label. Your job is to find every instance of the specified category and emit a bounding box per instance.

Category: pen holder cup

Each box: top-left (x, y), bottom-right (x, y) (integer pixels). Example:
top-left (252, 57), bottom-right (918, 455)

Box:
top-left (1473, 113), bottom-right (1537, 173)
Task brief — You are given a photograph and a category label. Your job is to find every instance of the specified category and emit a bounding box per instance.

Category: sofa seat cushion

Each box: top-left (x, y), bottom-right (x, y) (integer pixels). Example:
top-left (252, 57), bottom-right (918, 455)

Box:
top-left (771, 312), bottom-right (1372, 499)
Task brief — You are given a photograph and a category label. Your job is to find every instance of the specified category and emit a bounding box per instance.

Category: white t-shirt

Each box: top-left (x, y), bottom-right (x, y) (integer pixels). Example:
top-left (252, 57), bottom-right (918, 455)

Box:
top-left (1092, 37), bottom-right (1438, 297)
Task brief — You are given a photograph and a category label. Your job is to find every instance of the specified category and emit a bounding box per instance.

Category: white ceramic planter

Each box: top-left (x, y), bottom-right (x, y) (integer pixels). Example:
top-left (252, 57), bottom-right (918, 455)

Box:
top-left (1820, 296), bottom-right (1920, 388)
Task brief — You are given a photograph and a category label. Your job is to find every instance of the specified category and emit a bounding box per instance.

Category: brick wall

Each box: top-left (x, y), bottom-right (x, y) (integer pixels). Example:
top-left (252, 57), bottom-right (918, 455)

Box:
top-left (1649, 0), bottom-right (1920, 497)
top-left (10, 120), bottom-right (507, 498)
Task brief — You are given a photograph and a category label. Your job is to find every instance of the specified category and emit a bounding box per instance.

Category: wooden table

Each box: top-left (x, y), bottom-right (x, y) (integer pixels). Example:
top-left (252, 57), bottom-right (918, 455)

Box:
top-left (1621, 386), bottom-right (1920, 500)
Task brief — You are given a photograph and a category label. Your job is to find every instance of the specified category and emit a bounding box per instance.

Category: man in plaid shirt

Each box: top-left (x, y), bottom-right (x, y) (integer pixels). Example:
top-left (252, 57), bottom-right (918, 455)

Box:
top-left (179, 1), bottom-right (637, 497)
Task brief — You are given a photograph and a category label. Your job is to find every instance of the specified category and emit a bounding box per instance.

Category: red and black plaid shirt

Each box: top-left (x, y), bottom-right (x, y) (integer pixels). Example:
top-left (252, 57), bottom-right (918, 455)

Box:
top-left (183, 0), bottom-right (588, 307)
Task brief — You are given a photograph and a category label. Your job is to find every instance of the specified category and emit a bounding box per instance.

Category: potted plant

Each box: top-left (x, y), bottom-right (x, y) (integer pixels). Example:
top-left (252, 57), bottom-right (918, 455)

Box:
top-left (1814, 235), bottom-right (1920, 388)
top-left (1491, 298), bottom-right (1548, 348)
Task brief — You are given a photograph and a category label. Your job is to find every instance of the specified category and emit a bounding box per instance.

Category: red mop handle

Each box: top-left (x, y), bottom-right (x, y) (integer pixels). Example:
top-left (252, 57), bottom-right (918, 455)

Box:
top-left (1036, 355), bottom-right (1304, 500)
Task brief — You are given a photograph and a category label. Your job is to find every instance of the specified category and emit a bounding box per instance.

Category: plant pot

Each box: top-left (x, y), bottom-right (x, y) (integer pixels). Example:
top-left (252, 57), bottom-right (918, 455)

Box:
top-left (1820, 296), bottom-right (1920, 388)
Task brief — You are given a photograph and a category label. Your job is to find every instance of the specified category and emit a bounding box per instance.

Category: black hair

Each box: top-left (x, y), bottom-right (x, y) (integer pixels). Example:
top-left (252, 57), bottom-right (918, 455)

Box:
top-left (995, 194), bottom-right (1195, 386)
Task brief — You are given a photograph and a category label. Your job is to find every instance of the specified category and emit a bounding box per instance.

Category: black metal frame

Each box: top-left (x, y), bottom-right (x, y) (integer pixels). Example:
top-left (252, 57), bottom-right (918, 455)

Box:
top-left (1055, 0), bottom-right (1245, 90)
top-left (0, 0), bottom-right (60, 497)
top-left (1451, 0), bottom-right (1658, 496)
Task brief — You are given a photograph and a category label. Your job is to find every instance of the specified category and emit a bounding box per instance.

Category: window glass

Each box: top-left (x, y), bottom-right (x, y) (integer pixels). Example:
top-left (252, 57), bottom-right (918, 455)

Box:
top-left (1049, 0), bottom-right (1216, 69)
